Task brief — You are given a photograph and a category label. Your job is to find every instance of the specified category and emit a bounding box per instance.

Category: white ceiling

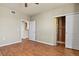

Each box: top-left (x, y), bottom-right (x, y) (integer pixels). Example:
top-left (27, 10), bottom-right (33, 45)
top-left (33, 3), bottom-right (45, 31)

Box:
top-left (0, 3), bottom-right (69, 16)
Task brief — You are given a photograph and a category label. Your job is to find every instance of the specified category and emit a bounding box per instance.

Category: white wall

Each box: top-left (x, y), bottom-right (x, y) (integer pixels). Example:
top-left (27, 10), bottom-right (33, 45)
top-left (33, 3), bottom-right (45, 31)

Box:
top-left (31, 4), bottom-right (75, 45)
top-left (31, 13), bottom-right (57, 45)
top-left (0, 7), bottom-right (24, 46)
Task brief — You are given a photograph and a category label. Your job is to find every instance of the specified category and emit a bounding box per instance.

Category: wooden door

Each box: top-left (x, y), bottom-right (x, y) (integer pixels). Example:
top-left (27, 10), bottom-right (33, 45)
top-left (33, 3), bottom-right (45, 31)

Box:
top-left (57, 16), bottom-right (65, 43)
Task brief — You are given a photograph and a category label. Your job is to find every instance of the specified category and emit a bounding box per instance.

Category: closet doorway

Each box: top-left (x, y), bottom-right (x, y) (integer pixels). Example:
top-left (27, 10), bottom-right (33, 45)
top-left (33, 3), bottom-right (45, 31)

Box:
top-left (56, 16), bottom-right (66, 46)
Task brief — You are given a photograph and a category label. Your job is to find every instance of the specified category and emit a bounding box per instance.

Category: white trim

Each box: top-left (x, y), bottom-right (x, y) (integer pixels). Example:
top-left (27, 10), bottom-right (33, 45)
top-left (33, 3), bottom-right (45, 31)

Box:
top-left (54, 12), bottom-right (79, 17)
top-left (57, 41), bottom-right (65, 44)
top-left (0, 41), bottom-right (22, 47)
top-left (29, 39), bottom-right (56, 46)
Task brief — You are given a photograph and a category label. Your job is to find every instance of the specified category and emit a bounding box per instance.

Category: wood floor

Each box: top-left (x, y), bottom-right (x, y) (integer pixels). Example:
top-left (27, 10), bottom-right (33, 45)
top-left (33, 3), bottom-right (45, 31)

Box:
top-left (0, 39), bottom-right (79, 56)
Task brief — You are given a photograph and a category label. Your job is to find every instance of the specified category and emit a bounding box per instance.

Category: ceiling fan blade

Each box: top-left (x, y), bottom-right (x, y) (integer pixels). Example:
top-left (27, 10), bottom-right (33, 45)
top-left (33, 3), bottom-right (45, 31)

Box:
top-left (25, 3), bottom-right (27, 7)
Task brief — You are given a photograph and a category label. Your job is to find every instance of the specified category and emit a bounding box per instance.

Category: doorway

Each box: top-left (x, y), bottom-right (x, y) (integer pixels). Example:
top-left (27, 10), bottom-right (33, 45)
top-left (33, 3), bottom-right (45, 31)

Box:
top-left (56, 16), bottom-right (66, 46)
top-left (29, 20), bottom-right (35, 41)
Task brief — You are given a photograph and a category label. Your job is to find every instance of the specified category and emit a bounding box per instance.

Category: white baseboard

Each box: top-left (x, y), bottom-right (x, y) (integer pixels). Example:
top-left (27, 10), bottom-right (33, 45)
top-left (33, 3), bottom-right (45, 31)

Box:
top-left (29, 39), bottom-right (56, 46)
top-left (57, 41), bottom-right (65, 44)
top-left (0, 41), bottom-right (22, 47)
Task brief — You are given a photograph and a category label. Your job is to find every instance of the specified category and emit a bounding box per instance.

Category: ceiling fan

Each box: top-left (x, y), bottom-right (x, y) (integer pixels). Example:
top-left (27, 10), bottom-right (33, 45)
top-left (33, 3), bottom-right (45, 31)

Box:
top-left (25, 3), bottom-right (39, 7)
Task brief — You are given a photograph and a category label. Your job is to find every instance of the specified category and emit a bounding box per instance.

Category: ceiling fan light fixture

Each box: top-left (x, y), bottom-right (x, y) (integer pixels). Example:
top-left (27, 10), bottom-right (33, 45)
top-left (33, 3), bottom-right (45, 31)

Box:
top-left (24, 3), bottom-right (39, 7)
top-left (35, 3), bottom-right (39, 5)
top-left (25, 3), bottom-right (27, 7)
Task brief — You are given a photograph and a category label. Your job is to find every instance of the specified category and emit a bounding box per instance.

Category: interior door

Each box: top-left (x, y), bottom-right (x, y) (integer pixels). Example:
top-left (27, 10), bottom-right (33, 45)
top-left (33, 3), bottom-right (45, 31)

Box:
top-left (62, 17), bottom-right (65, 42)
top-left (57, 16), bottom-right (65, 43)
top-left (66, 15), bottom-right (73, 48)
top-left (29, 21), bottom-right (35, 41)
